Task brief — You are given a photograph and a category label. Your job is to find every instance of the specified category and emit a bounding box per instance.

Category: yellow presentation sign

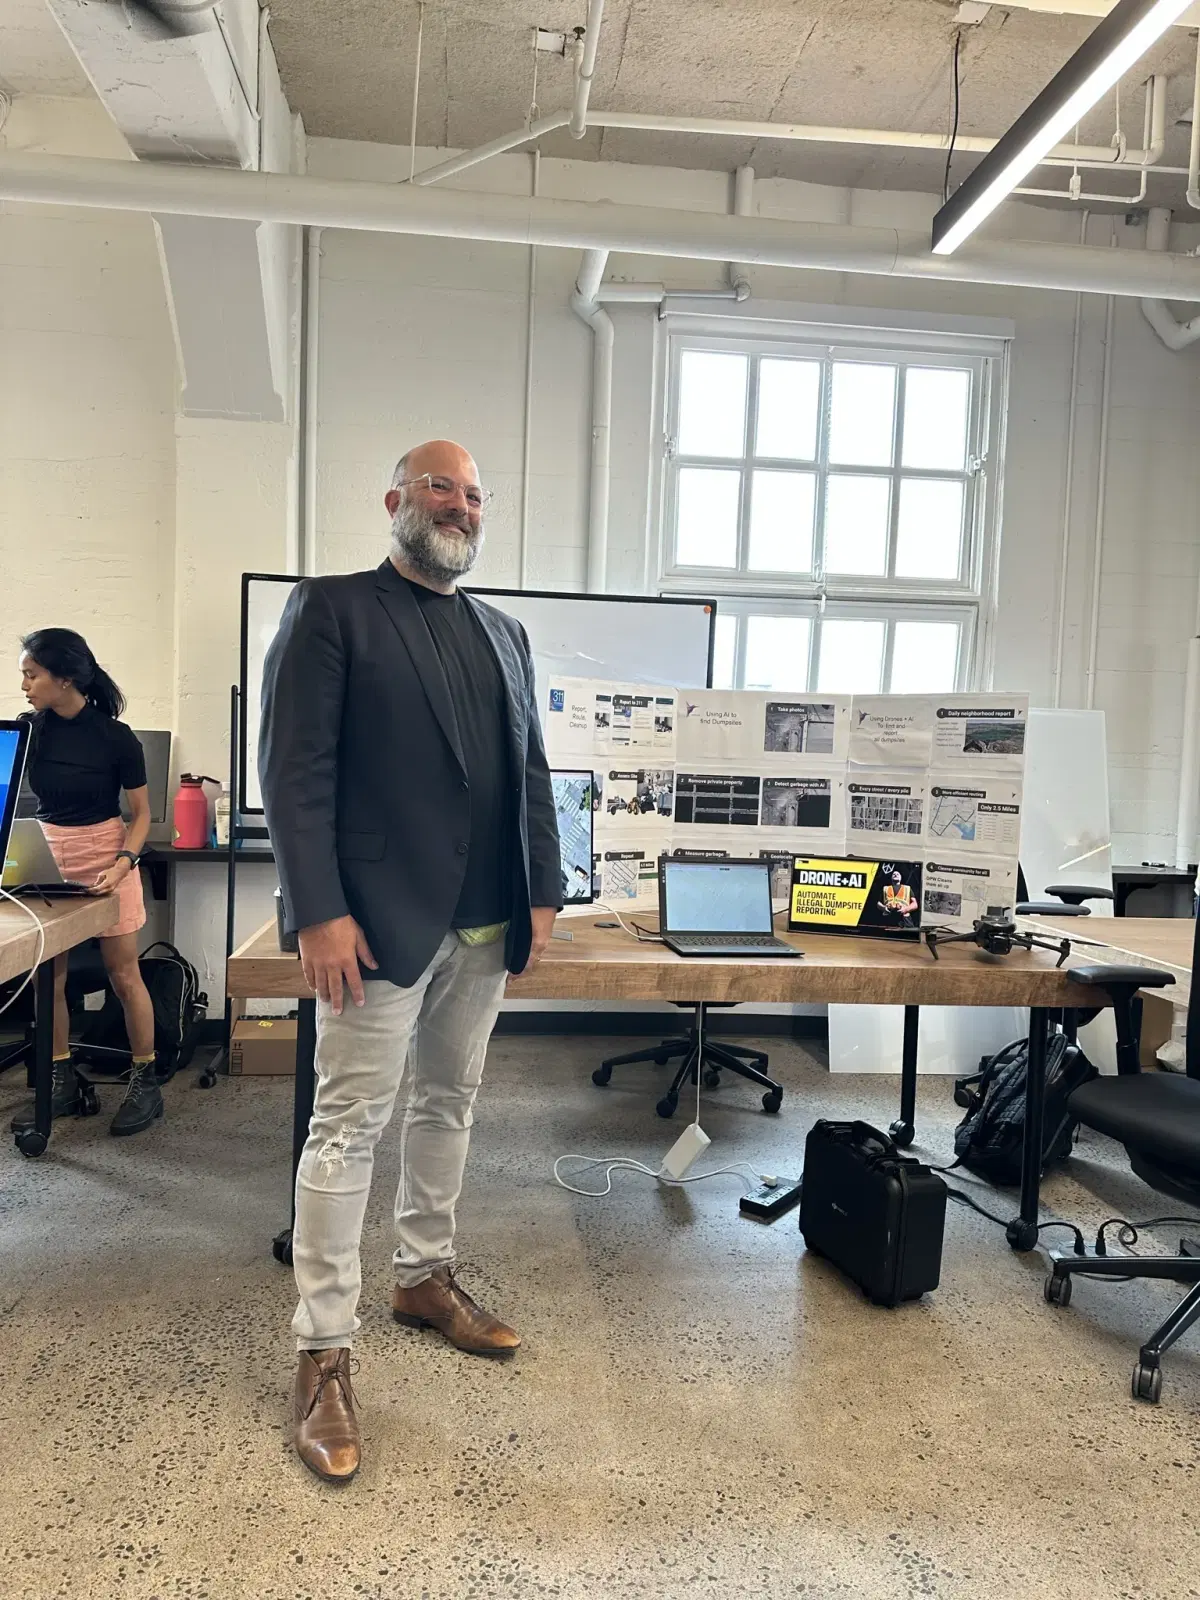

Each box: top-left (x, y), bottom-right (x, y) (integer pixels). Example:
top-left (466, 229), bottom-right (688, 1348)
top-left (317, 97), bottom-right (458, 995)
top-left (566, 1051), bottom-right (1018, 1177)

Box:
top-left (789, 856), bottom-right (923, 938)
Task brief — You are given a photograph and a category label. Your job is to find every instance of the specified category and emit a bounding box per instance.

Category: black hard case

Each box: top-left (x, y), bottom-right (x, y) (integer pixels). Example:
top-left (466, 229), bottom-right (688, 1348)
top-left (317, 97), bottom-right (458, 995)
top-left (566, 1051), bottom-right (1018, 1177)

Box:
top-left (798, 1119), bottom-right (947, 1306)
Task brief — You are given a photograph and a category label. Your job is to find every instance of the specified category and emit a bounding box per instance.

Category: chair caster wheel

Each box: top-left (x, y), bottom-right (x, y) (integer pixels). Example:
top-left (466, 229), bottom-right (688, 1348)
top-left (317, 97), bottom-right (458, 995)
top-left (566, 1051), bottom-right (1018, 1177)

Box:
top-left (1132, 1362), bottom-right (1162, 1404)
top-left (889, 1120), bottom-right (914, 1149)
top-left (198, 1069), bottom-right (216, 1089)
top-left (653, 1054), bottom-right (670, 1067)
top-left (15, 1128), bottom-right (48, 1158)
top-left (1005, 1218), bottom-right (1040, 1252)
top-left (703, 1069), bottom-right (721, 1089)
top-left (272, 1228), bottom-right (294, 1265)
top-left (592, 1066), bottom-right (612, 1087)
top-left (656, 1094), bottom-right (679, 1119)
top-left (762, 1089), bottom-right (783, 1114)
top-left (79, 1083), bottom-right (100, 1118)
top-left (1044, 1271), bottom-right (1072, 1308)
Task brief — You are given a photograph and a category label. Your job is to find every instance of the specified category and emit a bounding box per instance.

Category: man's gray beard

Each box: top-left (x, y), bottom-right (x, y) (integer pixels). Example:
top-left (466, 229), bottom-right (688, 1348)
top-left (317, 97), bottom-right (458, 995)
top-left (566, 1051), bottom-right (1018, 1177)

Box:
top-left (390, 501), bottom-right (483, 585)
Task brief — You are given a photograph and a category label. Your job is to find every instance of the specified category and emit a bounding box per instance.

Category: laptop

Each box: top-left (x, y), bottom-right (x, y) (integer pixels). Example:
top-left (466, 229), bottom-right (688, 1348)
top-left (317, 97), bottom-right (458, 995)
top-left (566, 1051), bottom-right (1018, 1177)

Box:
top-left (2, 818), bottom-right (95, 896)
top-left (658, 857), bottom-right (802, 959)
top-left (0, 721), bottom-right (32, 886)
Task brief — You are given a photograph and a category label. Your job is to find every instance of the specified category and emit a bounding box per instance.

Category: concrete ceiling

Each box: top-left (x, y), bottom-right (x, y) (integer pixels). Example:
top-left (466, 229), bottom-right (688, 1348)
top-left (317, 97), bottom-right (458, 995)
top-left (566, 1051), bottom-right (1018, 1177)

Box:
top-left (1, 0), bottom-right (93, 96)
top-left (5, 2), bottom-right (1198, 206)
top-left (267, 0), bottom-right (1200, 203)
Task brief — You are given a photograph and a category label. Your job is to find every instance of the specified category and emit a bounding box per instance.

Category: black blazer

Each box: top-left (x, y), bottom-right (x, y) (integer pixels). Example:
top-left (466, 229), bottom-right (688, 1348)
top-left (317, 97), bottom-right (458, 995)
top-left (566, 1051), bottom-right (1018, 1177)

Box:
top-left (259, 560), bottom-right (561, 988)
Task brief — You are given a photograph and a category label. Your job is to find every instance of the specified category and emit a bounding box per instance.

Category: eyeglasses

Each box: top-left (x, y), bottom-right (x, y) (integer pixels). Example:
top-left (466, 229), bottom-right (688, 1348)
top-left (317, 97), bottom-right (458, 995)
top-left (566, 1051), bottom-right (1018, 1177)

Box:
top-left (400, 474), bottom-right (493, 511)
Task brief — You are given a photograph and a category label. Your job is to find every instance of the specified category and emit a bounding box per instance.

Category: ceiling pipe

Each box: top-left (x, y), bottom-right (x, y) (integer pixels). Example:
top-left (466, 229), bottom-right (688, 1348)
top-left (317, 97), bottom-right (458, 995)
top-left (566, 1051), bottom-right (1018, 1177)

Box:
top-left (569, 0), bottom-right (605, 140)
top-left (1141, 206), bottom-right (1200, 348)
top-left (411, 92), bottom-right (1168, 190)
top-left (1187, 24), bottom-right (1200, 209)
top-left (412, 113), bottom-right (569, 185)
top-left (570, 249), bottom-right (614, 592)
top-left (6, 152), bottom-right (1200, 299)
top-left (1014, 75), bottom-right (1164, 204)
top-left (1052, 209), bottom-right (1090, 710)
top-left (1085, 228), bottom-right (1117, 714)
top-left (727, 165), bottom-right (754, 301)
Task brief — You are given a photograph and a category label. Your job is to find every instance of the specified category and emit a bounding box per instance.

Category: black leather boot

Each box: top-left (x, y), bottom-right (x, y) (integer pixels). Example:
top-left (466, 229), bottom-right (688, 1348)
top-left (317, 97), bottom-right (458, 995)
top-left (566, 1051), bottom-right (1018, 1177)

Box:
top-left (9, 1059), bottom-right (83, 1133)
top-left (109, 1061), bottom-right (164, 1136)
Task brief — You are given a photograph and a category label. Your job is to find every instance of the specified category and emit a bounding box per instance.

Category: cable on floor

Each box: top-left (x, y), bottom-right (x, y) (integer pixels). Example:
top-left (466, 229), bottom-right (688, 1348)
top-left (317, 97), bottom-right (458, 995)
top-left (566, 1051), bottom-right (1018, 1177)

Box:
top-left (553, 1153), bottom-right (767, 1199)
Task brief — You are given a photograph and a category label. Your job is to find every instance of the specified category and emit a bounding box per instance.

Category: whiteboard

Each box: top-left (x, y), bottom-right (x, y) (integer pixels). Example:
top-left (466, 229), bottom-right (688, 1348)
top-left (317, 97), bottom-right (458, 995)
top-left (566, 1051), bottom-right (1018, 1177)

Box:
top-left (1021, 707), bottom-right (1113, 899)
top-left (240, 575), bottom-right (714, 814)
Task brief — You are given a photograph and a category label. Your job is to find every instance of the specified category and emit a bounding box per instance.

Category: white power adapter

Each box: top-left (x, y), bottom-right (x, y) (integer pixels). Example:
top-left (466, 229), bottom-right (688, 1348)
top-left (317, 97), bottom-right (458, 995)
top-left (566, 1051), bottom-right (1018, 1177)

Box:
top-left (661, 1121), bottom-right (711, 1181)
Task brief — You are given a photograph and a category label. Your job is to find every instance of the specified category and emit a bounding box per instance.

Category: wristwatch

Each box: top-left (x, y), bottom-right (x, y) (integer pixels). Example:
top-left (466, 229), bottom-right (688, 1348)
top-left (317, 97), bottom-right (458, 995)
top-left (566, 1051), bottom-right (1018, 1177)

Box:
top-left (116, 850), bottom-right (140, 869)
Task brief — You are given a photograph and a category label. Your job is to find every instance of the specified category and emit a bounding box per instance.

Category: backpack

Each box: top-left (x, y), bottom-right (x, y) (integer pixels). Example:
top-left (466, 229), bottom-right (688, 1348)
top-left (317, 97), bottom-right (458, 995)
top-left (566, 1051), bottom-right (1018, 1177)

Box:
top-left (952, 1030), bottom-right (1097, 1185)
top-left (77, 941), bottom-right (208, 1082)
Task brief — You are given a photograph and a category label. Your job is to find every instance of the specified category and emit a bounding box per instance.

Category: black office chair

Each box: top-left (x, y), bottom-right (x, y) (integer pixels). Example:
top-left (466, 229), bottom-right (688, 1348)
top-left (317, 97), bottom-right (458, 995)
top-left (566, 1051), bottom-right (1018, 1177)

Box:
top-left (593, 1001), bottom-right (784, 1118)
top-left (1042, 952), bottom-right (1200, 1405)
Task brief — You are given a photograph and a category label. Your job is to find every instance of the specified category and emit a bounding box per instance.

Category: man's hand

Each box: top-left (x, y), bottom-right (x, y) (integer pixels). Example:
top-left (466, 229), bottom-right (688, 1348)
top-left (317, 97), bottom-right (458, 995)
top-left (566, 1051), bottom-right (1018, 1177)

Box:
top-left (512, 906), bottom-right (557, 982)
top-left (298, 914), bottom-right (378, 1015)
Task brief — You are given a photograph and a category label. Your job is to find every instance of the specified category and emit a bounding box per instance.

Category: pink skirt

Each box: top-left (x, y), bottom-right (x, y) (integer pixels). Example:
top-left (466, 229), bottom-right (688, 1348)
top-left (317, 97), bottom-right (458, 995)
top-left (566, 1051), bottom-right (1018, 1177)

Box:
top-left (41, 817), bottom-right (146, 938)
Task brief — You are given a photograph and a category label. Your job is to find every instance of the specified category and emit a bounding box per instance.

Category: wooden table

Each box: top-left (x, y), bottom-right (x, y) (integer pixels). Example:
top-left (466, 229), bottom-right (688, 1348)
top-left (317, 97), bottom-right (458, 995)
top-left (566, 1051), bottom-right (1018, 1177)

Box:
top-left (227, 915), bottom-right (1151, 1263)
top-left (1, 895), bottom-right (119, 1156)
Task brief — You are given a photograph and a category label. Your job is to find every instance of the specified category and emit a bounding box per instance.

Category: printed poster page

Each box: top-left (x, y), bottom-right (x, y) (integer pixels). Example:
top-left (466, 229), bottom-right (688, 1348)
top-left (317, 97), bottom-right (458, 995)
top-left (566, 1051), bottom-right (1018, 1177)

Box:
top-left (925, 777), bottom-right (1023, 857)
top-left (594, 765), bottom-right (675, 834)
top-left (922, 856), bottom-right (1017, 931)
top-left (761, 695), bottom-right (851, 766)
top-left (759, 768), bottom-right (845, 836)
top-left (677, 691), bottom-right (851, 768)
top-left (597, 834), bottom-right (661, 907)
top-left (544, 677), bottom-right (677, 761)
top-left (673, 769), bottom-right (763, 831)
top-left (848, 696), bottom-right (934, 769)
top-left (542, 676), bottom-right (596, 759)
top-left (845, 772), bottom-right (928, 855)
top-left (930, 694), bottom-right (1029, 772)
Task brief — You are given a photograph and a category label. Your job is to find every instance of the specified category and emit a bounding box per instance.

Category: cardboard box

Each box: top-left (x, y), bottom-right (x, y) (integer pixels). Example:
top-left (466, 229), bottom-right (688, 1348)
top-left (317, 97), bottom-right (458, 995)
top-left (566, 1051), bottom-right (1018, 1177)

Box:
top-left (230, 1017), bottom-right (297, 1076)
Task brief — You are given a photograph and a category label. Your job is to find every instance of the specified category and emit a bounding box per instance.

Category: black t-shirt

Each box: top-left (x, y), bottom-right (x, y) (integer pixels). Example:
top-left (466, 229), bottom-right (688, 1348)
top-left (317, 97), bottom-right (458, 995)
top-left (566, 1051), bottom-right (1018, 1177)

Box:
top-left (24, 707), bottom-right (147, 827)
top-left (406, 580), bottom-right (514, 927)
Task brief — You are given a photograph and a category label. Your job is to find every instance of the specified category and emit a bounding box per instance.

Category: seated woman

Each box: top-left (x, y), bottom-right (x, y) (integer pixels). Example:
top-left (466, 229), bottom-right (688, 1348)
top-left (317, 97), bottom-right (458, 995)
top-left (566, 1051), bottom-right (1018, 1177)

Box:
top-left (10, 629), bottom-right (162, 1137)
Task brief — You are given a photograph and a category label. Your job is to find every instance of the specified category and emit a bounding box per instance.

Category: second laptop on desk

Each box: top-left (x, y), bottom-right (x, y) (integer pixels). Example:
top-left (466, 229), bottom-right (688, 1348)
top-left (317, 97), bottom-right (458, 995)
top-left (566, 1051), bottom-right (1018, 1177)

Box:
top-left (658, 857), bottom-right (801, 959)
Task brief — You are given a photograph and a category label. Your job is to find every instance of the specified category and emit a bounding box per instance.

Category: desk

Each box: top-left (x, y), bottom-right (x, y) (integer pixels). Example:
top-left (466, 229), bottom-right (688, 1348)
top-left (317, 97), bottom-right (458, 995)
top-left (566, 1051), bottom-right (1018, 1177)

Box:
top-left (1028, 916), bottom-right (1195, 1009)
top-left (228, 918), bottom-right (1119, 1263)
top-left (1, 895), bottom-right (120, 1156)
top-left (1111, 865), bottom-right (1195, 918)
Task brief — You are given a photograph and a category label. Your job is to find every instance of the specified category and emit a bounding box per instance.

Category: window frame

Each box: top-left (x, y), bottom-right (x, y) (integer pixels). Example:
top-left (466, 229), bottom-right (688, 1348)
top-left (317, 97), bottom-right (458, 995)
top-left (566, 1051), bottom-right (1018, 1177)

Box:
top-left (652, 310), bottom-right (1010, 694)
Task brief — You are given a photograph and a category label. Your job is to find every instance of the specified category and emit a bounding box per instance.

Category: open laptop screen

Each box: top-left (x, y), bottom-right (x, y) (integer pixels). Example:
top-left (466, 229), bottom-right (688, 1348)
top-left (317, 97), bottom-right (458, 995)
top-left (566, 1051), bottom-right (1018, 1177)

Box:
top-left (0, 721), bottom-right (31, 871)
top-left (661, 859), bottom-right (773, 935)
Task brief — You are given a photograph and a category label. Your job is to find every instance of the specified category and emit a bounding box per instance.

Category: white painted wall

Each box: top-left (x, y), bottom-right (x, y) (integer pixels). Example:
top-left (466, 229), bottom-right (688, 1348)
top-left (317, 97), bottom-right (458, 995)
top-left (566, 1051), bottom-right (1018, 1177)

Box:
top-left (0, 96), bottom-right (177, 729)
top-left (309, 137), bottom-right (1200, 865)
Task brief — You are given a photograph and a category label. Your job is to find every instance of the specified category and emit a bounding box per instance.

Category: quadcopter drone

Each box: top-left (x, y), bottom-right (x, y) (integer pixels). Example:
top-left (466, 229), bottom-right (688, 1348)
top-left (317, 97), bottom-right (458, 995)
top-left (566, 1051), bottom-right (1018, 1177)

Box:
top-left (924, 913), bottom-right (1072, 967)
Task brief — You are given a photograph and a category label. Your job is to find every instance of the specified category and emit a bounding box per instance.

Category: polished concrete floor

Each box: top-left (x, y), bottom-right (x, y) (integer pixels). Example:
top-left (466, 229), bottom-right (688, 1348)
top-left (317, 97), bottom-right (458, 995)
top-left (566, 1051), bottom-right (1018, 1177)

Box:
top-left (0, 1034), bottom-right (1197, 1600)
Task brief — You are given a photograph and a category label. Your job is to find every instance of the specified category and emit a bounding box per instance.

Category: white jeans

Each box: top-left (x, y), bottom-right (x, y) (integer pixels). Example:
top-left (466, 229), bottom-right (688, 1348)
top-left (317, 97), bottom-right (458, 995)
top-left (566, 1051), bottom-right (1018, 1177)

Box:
top-left (291, 932), bottom-right (508, 1351)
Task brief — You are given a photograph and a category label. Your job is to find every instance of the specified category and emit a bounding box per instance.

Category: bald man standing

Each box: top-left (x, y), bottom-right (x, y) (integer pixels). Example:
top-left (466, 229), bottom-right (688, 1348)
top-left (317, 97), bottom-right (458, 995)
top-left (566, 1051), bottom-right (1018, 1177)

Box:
top-left (260, 441), bottom-right (561, 1482)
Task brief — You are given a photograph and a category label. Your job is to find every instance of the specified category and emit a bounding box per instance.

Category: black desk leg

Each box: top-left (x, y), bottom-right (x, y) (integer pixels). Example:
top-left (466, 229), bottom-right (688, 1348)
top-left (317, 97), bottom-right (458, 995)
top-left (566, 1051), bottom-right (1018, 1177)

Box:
top-left (273, 997), bottom-right (317, 1265)
top-left (890, 1005), bottom-right (919, 1148)
top-left (1006, 1006), bottom-right (1049, 1251)
top-left (14, 961), bottom-right (57, 1158)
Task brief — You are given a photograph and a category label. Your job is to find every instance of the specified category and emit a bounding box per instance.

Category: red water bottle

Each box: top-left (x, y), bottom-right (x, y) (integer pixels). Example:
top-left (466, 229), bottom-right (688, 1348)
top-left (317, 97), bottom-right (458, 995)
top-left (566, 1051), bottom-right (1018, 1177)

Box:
top-left (172, 774), bottom-right (216, 849)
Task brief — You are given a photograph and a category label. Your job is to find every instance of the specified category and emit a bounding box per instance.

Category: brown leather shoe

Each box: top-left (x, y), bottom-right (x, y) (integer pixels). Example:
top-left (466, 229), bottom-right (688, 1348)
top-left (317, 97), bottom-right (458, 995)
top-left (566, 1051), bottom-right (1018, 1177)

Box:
top-left (293, 1348), bottom-right (360, 1483)
top-left (392, 1264), bottom-right (521, 1357)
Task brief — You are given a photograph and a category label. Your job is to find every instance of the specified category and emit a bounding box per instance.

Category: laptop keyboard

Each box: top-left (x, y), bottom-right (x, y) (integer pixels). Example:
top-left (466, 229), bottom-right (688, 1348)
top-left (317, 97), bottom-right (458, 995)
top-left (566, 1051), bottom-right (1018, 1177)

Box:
top-left (671, 934), bottom-right (783, 948)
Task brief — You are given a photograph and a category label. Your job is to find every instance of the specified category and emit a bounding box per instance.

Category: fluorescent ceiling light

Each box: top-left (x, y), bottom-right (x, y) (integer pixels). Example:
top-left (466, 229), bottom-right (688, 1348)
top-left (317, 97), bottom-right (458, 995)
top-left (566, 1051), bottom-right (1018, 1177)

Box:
top-left (932, 0), bottom-right (1191, 254)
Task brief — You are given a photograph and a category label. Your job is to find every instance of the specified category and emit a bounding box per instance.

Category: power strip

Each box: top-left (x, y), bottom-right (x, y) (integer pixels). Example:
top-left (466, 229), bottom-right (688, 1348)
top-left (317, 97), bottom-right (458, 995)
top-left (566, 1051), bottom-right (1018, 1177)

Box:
top-left (661, 1121), bottom-right (711, 1180)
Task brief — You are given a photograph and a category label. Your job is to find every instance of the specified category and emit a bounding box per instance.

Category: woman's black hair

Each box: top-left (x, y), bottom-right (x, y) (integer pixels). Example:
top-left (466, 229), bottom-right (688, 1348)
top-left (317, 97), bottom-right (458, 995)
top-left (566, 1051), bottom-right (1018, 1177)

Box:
top-left (21, 628), bottom-right (126, 719)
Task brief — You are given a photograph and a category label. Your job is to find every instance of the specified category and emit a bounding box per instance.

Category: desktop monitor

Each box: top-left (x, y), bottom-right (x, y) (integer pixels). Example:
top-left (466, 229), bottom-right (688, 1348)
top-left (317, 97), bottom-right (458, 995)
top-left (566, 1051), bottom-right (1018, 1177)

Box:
top-left (16, 727), bottom-right (172, 826)
top-left (125, 730), bottom-right (172, 825)
top-left (550, 769), bottom-right (595, 906)
top-left (0, 721), bottom-right (31, 872)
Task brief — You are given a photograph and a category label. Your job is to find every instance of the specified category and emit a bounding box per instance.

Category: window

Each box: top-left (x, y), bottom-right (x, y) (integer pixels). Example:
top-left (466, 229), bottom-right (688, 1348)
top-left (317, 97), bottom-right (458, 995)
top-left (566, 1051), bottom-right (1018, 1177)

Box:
top-left (661, 326), bottom-right (1005, 694)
